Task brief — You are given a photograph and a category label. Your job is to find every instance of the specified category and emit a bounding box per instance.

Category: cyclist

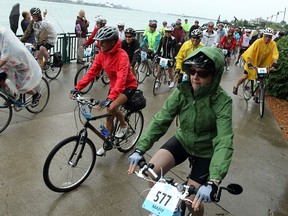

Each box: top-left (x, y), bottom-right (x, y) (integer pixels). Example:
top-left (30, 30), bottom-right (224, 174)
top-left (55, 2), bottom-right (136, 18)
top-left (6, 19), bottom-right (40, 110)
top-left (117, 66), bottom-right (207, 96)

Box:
top-left (71, 26), bottom-right (138, 156)
top-left (117, 22), bottom-right (125, 41)
top-left (219, 28), bottom-right (236, 71)
top-left (140, 20), bottom-right (161, 54)
top-left (155, 25), bottom-right (177, 89)
top-left (159, 21), bottom-right (168, 37)
top-left (201, 21), bottom-right (217, 47)
top-left (83, 15), bottom-right (107, 48)
top-left (128, 46), bottom-right (234, 216)
top-left (232, 28), bottom-right (279, 102)
top-left (0, 27), bottom-right (42, 107)
top-left (175, 29), bottom-right (204, 83)
top-left (235, 28), bottom-right (251, 65)
top-left (172, 19), bottom-right (185, 54)
top-left (213, 23), bottom-right (226, 47)
top-left (121, 28), bottom-right (140, 76)
top-left (21, 7), bottom-right (57, 70)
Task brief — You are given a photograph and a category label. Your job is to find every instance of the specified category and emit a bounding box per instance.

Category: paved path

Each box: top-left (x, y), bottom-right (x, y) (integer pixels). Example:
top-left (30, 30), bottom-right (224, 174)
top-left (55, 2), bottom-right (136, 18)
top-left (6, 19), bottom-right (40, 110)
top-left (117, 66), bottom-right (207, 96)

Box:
top-left (0, 61), bottom-right (287, 216)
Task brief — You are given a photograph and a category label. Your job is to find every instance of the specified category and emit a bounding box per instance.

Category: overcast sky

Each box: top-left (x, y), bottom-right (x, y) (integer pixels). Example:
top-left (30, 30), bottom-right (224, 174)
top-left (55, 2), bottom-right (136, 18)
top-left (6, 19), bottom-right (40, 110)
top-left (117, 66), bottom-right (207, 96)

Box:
top-left (86, 0), bottom-right (288, 23)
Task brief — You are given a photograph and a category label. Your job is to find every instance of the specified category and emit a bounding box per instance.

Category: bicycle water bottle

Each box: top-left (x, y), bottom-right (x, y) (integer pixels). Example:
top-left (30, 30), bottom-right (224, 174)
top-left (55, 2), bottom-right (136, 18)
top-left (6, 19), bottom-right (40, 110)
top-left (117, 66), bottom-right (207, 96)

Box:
top-left (172, 206), bottom-right (182, 216)
top-left (100, 124), bottom-right (109, 138)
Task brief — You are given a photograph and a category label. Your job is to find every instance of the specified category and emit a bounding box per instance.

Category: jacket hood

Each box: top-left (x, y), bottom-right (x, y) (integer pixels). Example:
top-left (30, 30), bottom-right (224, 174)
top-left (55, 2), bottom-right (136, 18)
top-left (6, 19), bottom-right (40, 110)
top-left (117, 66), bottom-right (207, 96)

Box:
top-left (180, 46), bottom-right (225, 97)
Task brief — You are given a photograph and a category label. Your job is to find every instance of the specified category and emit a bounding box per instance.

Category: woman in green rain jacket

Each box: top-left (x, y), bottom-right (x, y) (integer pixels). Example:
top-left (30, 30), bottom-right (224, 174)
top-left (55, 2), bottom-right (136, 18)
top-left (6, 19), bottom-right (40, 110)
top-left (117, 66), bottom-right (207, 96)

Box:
top-left (128, 46), bottom-right (233, 215)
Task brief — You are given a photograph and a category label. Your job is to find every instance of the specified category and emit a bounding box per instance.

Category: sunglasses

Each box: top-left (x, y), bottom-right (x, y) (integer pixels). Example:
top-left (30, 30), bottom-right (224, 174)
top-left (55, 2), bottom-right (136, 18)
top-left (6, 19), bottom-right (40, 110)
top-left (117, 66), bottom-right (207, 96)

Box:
top-left (125, 35), bottom-right (132, 38)
top-left (185, 67), bottom-right (211, 78)
top-left (191, 36), bottom-right (201, 40)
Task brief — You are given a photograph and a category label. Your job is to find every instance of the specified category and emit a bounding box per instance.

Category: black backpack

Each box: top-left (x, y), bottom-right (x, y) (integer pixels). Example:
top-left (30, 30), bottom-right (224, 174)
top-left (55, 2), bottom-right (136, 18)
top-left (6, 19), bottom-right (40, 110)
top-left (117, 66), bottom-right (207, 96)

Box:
top-left (53, 52), bottom-right (64, 67)
top-left (123, 89), bottom-right (146, 111)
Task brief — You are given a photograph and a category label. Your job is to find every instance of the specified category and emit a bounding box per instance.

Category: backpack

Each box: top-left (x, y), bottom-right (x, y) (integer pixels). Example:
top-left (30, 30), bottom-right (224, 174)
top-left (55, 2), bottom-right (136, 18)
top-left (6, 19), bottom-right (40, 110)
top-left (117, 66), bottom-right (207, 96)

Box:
top-left (123, 89), bottom-right (146, 111)
top-left (53, 52), bottom-right (64, 67)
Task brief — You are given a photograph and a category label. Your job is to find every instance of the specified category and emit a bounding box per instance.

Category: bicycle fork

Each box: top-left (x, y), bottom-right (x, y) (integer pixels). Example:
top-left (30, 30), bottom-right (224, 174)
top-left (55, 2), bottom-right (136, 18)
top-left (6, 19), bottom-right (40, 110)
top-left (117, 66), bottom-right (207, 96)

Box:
top-left (68, 129), bottom-right (87, 167)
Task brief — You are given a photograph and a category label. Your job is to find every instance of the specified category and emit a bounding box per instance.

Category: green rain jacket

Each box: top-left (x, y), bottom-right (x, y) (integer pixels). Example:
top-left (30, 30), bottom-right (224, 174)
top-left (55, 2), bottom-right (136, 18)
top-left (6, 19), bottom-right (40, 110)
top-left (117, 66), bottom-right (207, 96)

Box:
top-left (136, 46), bottom-right (233, 181)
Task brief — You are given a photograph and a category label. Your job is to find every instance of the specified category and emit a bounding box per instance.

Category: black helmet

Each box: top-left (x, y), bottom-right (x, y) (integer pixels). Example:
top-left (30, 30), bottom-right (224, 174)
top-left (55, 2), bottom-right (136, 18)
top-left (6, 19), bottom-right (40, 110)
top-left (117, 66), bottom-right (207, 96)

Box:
top-left (30, 7), bottom-right (41, 15)
top-left (182, 53), bottom-right (215, 74)
top-left (94, 26), bottom-right (119, 41)
top-left (125, 27), bottom-right (136, 36)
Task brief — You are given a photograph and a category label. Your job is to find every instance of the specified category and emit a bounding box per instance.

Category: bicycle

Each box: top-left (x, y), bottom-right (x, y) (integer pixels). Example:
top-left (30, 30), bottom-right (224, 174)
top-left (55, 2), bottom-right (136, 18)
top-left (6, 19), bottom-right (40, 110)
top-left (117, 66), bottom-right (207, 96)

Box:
top-left (153, 57), bottom-right (174, 96)
top-left (133, 159), bottom-right (243, 216)
top-left (43, 93), bottom-right (144, 192)
top-left (242, 66), bottom-right (271, 117)
top-left (0, 77), bottom-right (50, 133)
top-left (135, 49), bottom-right (157, 84)
top-left (74, 47), bottom-right (110, 94)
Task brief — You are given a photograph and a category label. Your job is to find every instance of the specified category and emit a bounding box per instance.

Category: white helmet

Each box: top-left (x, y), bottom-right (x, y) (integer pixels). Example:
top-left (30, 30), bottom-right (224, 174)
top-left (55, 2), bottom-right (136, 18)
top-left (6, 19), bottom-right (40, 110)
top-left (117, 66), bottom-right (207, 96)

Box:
top-left (95, 15), bottom-right (107, 24)
top-left (190, 29), bottom-right (203, 38)
top-left (117, 22), bottom-right (124, 27)
top-left (164, 25), bottom-right (174, 32)
top-left (263, 28), bottom-right (274, 36)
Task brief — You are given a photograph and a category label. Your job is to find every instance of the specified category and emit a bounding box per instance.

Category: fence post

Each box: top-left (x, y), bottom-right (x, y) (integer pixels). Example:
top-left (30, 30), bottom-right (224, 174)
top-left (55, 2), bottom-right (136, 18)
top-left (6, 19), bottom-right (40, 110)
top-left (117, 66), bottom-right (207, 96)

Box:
top-left (62, 33), bottom-right (69, 63)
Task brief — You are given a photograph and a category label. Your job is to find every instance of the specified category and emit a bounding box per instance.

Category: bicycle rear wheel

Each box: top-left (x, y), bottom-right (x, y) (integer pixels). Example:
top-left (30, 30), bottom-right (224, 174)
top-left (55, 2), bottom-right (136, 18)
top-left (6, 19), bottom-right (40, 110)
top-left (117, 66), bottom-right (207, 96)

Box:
top-left (43, 135), bottom-right (96, 192)
top-left (242, 79), bottom-right (252, 100)
top-left (44, 55), bottom-right (62, 80)
top-left (74, 65), bottom-right (94, 94)
top-left (259, 84), bottom-right (265, 117)
top-left (116, 110), bottom-right (144, 153)
top-left (101, 69), bottom-right (110, 85)
top-left (25, 77), bottom-right (50, 113)
top-left (136, 62), bottom-right (147, 84)
top-left (0, 94), bottom-right (13, 133)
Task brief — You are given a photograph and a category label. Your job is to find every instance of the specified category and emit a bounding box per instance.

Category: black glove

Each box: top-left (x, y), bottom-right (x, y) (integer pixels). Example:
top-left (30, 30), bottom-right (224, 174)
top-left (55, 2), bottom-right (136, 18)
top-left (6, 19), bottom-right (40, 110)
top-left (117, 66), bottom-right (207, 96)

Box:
top-left (271, 62), bottom-right (277, 69)
top-left (99, 98), bottom-right (112, 109)
top-left (70, 89), bottom-right (80, 98)
top-left (247, 62), bottom-right (253, 69)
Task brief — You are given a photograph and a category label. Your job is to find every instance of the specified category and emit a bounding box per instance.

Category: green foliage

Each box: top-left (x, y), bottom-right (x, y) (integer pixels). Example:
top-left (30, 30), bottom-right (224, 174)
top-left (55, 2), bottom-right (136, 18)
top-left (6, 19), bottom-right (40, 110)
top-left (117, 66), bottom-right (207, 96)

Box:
top-left (266, 36), bottom-right (288, 100)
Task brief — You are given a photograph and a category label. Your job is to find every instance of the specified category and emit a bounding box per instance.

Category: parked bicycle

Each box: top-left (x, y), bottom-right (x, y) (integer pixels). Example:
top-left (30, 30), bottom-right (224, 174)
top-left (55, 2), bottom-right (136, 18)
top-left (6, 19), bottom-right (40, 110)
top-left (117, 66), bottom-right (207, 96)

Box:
top-left (133, 159), bottom-right (243, 216)
top-left (43, 92), bottom-right (144, 192)
top-left (74, 47), bottom-right (110, 94)
top-left (242, 66), bottom-right (271, 117)
top-left (153, 57), bottom-right (174, 96)
top-left (135, 48), bottom-right (157, 84)
top-left (0, 77), bottom-right (50, 133)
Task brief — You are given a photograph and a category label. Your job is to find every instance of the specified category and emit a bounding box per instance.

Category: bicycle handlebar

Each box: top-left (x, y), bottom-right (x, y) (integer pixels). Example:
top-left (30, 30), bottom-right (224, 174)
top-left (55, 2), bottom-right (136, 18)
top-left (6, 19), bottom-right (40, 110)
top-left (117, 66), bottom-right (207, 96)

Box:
top-left (75, 93), bottom-right (100, 107)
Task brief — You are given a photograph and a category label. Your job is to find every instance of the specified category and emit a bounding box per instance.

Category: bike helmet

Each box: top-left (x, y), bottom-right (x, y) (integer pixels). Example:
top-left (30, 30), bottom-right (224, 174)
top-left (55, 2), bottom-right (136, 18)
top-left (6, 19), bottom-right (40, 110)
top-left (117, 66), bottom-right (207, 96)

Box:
top-left (175, 19), bottom-right (181, 25)
top-left (162, 21), bottom-right (167, 25)
top-left (208, 21), bottom-right (214, 27)
top-left (245, 29), bottom-right (252, 33)
top-left (164, 25), bottom-right (174, 32)
top-left (95, 15), bottom-right (107, 24)
top-left (263, 28), bottom-right (274, 36)
top-left (149, 20), bottom-right (157, 28)
top-left (94, 26), bottom-right (119, 41)
top-left (190, 29), bottom-right (203, 38)
top-left (117, 22), bottom-right (125, 27)
top-left (218, 23), bottom-right (224, 27)
top-left (30, 7), bottom-right (41, 15)
top-left (182, 53), bottom-right (215, 73)
top-left (125, 27), bottom-right (136, 36)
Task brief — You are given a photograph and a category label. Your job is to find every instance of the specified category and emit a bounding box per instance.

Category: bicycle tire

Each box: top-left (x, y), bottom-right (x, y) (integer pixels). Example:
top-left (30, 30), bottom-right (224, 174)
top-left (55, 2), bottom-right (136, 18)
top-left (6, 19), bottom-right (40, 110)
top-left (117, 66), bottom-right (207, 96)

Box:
top-left (136, 62), bottom-right (147, 84)
top-left (242, 79), bottom-right (252, 101)
top-left (116, 110), bottom-right (144, 153)
top-left (152, 61), bottom-right (158, 78)
top-left (43, 135), bottom-right (96, 192)
top-left (100, 69), bottom-right (110, 85)
top-left (0, 93), bottom-right (13, 133)
top-left (25, 77), bottom-right (50, 113)
top-left (44, 55), bottom-right (62, 80)
top-left (74, 65), bottom-right (94, 94)
top-left (152, 77), bottom-right (161, 96)
top-left (259, 84), bottom-right (265, 117)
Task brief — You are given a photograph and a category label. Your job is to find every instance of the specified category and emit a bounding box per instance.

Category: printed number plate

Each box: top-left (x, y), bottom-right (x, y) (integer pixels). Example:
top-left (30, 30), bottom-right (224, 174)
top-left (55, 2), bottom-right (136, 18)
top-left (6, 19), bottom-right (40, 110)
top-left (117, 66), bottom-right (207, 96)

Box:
top-left (84, 48), bottom-right (92, 57)
top-left (80, 104), bottom-right (93, 119)
top-left (142, 182), bottom-right (181, 216)
top-left (141, 51), bottom-right (148, 60)
top-left (159, 58), bottom-right (168, 67)
top-left (257, 67), bottom-right (267, 74)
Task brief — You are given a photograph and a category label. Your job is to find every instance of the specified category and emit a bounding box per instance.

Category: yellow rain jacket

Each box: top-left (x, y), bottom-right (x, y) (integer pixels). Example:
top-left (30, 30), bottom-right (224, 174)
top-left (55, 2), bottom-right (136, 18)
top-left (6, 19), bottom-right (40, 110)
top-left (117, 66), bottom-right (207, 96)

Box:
top-left (242, 37), bottom-right (279, 80)
top-left (175, 40), bottom-right (204, 72)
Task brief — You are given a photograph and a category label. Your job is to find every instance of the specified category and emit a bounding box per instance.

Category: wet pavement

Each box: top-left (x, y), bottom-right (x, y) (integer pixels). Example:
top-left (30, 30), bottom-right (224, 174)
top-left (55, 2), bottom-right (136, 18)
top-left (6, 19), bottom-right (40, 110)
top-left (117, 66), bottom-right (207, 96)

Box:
top-left (0, 61), bottom-right (287, 216)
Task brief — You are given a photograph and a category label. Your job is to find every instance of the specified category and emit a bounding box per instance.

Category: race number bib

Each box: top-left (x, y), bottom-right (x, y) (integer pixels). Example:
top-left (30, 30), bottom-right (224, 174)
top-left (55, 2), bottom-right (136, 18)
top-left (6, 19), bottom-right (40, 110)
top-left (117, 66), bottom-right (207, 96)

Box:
top-left (257, 67), bottom-right (267, 74)
top-left (84, 48), bottom-right (92, 57)
top-left (159, 58), bottom-right (168, 67)
top-left (141, 51), bottom-right (148, 60)
top-left (142, 182), bottom-right (181, 216)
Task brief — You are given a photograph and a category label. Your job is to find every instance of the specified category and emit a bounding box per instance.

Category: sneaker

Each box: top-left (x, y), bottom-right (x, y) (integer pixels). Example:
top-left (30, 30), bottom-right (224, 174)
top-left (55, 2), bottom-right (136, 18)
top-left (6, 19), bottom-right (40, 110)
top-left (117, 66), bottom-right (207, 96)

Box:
top-left (96, 147), bottom-right (105, 156)
top-left (43, 61), bottom-right (51, 70)
top-left (155, 80), bottom-right (160, 89)
top-left (232, 86), bottom-right (238, 95)
top-left (115, 126), bottom-right (128, 138)
top-left (146, 72), bottom-right (150, 76)
top-left (168, 81), bottom-right (175, 89)
top-left (226, 66), bottom-right (230, 71)
top-left (254, 96), bottom-right (260, 103)
top-left (31, 92), bottom-right (41, 108)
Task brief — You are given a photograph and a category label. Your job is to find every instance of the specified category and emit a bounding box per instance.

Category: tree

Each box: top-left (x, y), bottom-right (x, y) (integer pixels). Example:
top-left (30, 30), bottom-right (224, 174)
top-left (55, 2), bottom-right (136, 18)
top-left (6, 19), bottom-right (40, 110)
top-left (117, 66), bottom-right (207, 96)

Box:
top-left (266, 36), bottom-right (288, 100)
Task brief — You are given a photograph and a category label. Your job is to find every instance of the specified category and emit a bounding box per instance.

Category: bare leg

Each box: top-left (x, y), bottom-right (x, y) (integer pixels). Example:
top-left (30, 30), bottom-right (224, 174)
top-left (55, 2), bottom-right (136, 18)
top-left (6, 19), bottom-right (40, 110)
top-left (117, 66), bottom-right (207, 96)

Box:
top-left (235, 73), bottom-right (248, 89)
top-left (168, 67), bottom-right (174, 82)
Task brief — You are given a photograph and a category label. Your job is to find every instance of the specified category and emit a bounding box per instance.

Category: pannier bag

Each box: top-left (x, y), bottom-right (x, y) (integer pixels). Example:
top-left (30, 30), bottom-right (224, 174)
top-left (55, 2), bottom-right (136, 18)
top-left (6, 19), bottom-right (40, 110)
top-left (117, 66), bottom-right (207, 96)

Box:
top-left (123, 89), bottom-right (146, 111)
top-left (53, 52), bottom-right (64, 67)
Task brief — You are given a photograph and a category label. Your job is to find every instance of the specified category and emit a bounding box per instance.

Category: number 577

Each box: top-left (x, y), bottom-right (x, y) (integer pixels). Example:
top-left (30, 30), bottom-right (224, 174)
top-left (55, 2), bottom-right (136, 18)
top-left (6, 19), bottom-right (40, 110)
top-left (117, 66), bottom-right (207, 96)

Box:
top-left (153, 191), bottom-right (172, 206)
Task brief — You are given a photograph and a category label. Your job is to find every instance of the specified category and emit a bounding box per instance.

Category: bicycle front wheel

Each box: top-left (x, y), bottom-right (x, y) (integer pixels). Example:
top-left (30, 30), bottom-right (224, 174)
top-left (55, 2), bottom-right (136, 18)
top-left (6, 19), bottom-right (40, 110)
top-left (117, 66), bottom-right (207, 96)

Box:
top-left (101, 69), bottom-right (110, 85)
top-left (259, 84), bottom-right (265, 117)
top-left (0, 94), bottom-right (13, 133)
top-left (116, 110), bottom-right (144, 153)
top-left (44, 55), bottom-right (62, 79)
top-left (153, 77), bottom-right (161, 96)
top-left (242, 79), bottom-right (252, 101)
top-left (25, 77), bottom-right (50, 113)
top-left (43, 135), bottom-right (96, 192)
top-left (136, 62), bottom-right (147, 84)
top-left (74, 66), bottom-right (94, 94)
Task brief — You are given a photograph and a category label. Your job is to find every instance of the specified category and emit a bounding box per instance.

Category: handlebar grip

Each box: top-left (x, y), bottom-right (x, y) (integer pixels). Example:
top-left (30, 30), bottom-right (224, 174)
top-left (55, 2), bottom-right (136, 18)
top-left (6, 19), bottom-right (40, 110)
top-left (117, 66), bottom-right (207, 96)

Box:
top-left (188, 185), bottom-right (198, 196)
top-left (137, 158), bottom-right (147, 168)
